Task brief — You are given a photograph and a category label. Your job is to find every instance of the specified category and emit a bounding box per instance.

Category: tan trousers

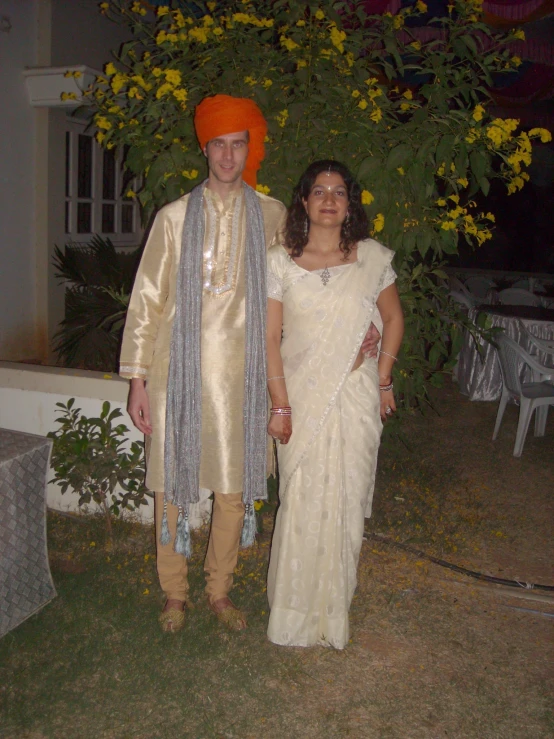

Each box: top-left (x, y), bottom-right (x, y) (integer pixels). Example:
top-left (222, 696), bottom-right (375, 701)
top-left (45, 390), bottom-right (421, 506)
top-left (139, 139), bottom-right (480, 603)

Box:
top-left (155, 491), bottom-right (245, 603)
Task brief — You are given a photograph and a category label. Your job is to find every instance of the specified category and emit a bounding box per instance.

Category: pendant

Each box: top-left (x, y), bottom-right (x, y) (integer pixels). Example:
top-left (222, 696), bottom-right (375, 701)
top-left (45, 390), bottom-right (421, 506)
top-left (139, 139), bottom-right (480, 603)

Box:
top-left (320, 265), bottom-right (331, 287)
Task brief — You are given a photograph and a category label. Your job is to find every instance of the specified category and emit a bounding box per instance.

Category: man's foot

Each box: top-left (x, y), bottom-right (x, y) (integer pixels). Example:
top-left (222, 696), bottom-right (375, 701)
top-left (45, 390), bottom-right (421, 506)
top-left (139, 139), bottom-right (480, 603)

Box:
top-left (208, 596), bottom-right (247, 631)
top-left (158, 598), bottom-right (186, 633)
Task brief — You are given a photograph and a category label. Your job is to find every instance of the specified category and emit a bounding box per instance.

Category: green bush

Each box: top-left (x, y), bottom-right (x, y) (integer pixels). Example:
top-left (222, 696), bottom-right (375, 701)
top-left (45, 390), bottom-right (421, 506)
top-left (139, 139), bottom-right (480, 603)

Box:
top-left (87, 0), bottom-right (551, 409)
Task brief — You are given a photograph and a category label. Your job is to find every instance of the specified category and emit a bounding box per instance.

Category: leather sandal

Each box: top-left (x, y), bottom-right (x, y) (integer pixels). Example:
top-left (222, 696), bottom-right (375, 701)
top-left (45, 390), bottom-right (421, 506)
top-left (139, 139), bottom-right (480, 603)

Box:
top-left (158, 598), bottom-right (190, 633)
top-left (208, 597), bottom-right (247, 631)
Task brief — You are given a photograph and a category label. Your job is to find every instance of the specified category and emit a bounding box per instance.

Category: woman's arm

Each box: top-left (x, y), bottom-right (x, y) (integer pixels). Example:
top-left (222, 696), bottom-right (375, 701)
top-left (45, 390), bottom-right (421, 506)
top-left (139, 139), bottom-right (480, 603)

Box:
top-left (375, 283), bottom-right (404, 420)
top-left (266, 297), bottom-right (292, 444)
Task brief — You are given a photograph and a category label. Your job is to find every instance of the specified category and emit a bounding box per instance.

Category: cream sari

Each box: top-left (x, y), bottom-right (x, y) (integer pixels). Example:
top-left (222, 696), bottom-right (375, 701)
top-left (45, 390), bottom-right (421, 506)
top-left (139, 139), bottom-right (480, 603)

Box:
top-left (266, 239), bottom-right (395, 649)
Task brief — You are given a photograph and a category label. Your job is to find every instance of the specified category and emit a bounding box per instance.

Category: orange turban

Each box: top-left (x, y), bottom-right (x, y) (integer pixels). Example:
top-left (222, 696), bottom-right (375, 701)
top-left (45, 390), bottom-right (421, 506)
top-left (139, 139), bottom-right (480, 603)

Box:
top-left (194, 94), bottom-right (267, 188)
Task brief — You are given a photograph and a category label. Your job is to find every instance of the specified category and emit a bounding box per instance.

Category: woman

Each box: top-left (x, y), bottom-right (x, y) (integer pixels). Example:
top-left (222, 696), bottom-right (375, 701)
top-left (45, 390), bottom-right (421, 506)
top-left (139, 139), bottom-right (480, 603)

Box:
top-left (266, 160), bottom-right (404, 649)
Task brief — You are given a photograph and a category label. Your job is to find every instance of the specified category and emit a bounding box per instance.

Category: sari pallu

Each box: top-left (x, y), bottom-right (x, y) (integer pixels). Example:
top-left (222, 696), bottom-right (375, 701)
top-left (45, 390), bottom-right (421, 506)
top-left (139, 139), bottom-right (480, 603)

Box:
top-left (267, 240), bottom-right (394, 649)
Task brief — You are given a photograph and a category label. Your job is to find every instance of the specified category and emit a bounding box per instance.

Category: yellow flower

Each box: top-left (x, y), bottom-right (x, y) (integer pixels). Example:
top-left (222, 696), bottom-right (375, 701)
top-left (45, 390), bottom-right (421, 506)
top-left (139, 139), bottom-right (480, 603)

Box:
top-left (189, 27), bottom-right (209, 43)
top-left (361, 190), bottom-right (374, 205)
top-left (256, 184), bottom-right (271, 195)
top-left (358, 99), bottom-right (368, 110)
top-left (393, 15), bottom-right (404, 29)
top-left (373, 213), bottom-right (385, 232)
top-left (437, 162), bottom-right (445, 176)
top-left (202, 14), bottom-right (214, 26)
top-left (436, 198), bottom-right (446, 206)
top-left (89, 541), bottom-right (96, 547)
top-left (131, 1), bottom-right (146, 16)
top-left (100, 2), bottom-right (109, 11)
top-left (396, 166), bottom-right (406, 176)
top-left (465, 128), bottom-right (479, 144)
top-left (61, 92), bottom-right (77, 101)
top-left (315, 9), bottom-right (325, 20)
top-left (410, 40), bottom-right (421, 51)
top-left (511, 56), bottom-right (522, 67)
top-left (152, 67), bottom-right (163, 78)
top-left (105, 62), bottom-right (117, 77)
top-left (403, 89), bottom-right (413, 100)
top-left (156, 6), bottom-right (169, 16)
top-left (277, 109), bottom-right (289, 128)
top-left (416, 1), bottom-right (427, 11)
top-left (456, 178), bottom-right (469, 188)
top-left (182, 169), bottom-right (199, 180)
top-left (156, 82), bottom-right (173, 99)
top-left (513, 28), bottom-right (525, 41)
top-left (173, 88), bottom-right (188, 103)
top-left (126, 189), bottom-right (136, 199)
top-left (441, 221), bottom-right (457, 231)
top-left (263, 78), bottom-right (273, 89)
top-left (330, 25), bottom-right (346, 53)
top-left (529, 127), bottom-right (552, 143)
top-left (297, 60), bottom-right (307, 69)
top-left (143, 588), bottom-right (150, 595)
top-left (369, 107), bottom-right (382, 123)
top-left (484, 212), bottom-right (495, 222)
top-left (296, 20), bottom-right (306, 26)
top-left (448, 194), bottom-right (460, 204)
top-left (254, 500), bottom-right (264, 511)
top-left (244, 75), bottom-right (256, 86)
top-left (280, 35), bottom-right (300, 51)
top-left (472, 104), bottom-right (485, 122)
top-left (156, 30), bottom-right (167, 44)
top-left (207, 1), bottom-right (216, 10)
top-left (96, 132), bottom-right (105, 144)
top-left (400, 103), bottom-right (410, 112)
top-left (213, 27), bottom-right (223, 36)
top-left (164, 69), bottom-right (182, 86)
top-left (95, 116), bottom-right (112, 130)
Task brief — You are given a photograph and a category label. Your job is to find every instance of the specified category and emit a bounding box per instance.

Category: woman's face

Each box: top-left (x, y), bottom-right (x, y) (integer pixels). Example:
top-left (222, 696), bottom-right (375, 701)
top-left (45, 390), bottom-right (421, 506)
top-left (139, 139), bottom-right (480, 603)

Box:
top-left (303, 172), bottom-right (349, 230)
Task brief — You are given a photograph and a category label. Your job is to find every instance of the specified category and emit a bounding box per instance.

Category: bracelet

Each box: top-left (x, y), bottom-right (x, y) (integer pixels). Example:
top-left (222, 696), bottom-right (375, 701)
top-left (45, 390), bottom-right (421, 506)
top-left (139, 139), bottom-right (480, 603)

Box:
top-left (379, 382), bottom-right (393, 392)
top-left (271, 406), bottom-right (292, 415)
top-left (379, 350), bottom-right (398, 362)
top-left (267, 376), bottom-right (285, 382)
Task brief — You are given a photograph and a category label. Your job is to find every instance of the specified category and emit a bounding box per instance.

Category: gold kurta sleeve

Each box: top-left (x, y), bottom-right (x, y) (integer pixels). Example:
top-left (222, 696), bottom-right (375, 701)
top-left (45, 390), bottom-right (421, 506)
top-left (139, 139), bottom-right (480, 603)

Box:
top-left (119, 190), bottom-right (286, 494)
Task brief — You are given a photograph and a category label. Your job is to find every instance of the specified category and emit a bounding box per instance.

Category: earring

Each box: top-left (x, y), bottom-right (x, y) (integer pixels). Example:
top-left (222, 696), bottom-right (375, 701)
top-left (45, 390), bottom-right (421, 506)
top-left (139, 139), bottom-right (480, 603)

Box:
top-left (303, 214), bottom-right (309, 237)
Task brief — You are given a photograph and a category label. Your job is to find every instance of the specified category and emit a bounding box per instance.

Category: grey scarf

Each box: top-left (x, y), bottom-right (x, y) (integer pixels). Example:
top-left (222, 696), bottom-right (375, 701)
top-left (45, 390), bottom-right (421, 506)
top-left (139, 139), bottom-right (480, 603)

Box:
top-left (162, 181), bottom-right (268, 554)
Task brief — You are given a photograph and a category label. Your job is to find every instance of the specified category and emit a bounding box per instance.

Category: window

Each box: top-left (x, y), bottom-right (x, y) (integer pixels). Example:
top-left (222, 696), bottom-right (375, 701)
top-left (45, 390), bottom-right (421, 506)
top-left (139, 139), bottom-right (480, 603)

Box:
top-left (64, 120), bottom-right (141, 245)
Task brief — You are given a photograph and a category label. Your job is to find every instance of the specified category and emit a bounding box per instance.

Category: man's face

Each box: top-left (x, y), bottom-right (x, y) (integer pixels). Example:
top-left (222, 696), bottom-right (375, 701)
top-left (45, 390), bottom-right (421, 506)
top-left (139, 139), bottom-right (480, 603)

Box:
top-left (203, 130), bottom-right (249, 186)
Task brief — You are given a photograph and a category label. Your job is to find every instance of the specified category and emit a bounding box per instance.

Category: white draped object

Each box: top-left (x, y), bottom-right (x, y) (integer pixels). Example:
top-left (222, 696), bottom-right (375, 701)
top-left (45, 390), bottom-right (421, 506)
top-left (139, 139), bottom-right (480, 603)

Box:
top-left (266, 241), bottom-right (395, 649)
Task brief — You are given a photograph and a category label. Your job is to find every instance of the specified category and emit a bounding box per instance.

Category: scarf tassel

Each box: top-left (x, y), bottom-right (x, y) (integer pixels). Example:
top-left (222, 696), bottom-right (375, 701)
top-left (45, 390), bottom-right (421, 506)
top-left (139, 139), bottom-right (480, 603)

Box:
top-left (160, 499), bottom-right (171, 546)
top-left (174, 506), bottom-right (192, 558)
top-left (240, 503), bottom-right (258, 548)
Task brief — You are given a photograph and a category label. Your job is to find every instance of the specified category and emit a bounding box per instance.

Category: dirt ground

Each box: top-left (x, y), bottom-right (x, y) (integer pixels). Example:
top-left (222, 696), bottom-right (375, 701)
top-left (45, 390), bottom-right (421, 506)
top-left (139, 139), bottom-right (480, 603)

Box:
top-left (1, 382), bottom-right (553, 739)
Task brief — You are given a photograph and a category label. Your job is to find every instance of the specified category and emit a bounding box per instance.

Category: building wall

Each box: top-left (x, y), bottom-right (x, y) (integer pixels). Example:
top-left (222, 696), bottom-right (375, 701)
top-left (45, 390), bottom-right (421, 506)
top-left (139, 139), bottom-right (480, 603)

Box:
top-left (0, 0), bottom-right (40, 360)
top-left (0, 0), bottom-right (132, 363)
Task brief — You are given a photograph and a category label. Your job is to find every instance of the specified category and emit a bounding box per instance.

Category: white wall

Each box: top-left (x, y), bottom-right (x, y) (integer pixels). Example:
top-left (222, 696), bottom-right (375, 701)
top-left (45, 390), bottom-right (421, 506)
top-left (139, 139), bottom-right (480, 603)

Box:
top-left (0, 362), bottom-right (213, 526)
top-left (0, 0), bottom-right (134, 362)
top-left (0, 0), bottom-right (40, 360)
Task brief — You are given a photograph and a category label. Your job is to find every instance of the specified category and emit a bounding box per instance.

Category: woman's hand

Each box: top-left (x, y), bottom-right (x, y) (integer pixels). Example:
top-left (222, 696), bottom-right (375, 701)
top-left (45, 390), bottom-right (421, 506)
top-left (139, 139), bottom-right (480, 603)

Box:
top-left (268, 414), bottom-right (292, 444)
top-left (380, 389), bottom-right (396, 422)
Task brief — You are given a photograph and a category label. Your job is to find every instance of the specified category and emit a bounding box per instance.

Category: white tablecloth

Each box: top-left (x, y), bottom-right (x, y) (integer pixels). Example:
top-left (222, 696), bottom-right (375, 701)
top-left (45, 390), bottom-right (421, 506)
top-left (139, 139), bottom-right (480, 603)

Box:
top-left (456, 307), bottom-right (554, 401)
top-left (0, 428), bottom-right (56, 638)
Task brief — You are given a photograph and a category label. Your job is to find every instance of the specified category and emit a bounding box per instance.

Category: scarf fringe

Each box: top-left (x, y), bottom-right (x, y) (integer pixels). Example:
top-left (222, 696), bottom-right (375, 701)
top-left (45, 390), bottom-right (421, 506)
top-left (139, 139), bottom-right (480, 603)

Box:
top-left (240, 504), bottom-right (258, 548)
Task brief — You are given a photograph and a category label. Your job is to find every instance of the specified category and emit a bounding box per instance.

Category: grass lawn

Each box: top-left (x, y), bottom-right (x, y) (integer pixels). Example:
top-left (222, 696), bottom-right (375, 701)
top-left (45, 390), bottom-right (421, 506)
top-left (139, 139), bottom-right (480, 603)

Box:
top-left (1, 384), bottom-right (553, 738)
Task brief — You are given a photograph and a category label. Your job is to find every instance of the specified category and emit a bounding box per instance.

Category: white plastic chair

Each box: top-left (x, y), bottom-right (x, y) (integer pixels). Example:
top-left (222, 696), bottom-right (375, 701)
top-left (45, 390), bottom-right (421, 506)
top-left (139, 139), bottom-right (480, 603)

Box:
top-left (498, 288), bottom-right (542, 307)
top-left (465, 275), bottom-right (496, 301)
top-left (492, 334), bottom-right (554, 457)
top-left (450, 289), bottom-right (476, 311)
top-left (519, 323), bottom-right (554, 359)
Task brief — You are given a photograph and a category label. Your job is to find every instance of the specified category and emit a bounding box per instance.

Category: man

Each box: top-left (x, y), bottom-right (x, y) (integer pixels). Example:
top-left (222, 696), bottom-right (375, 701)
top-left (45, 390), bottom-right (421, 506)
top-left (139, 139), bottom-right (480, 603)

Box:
top-left (121, 94), bottom-right (380, 634)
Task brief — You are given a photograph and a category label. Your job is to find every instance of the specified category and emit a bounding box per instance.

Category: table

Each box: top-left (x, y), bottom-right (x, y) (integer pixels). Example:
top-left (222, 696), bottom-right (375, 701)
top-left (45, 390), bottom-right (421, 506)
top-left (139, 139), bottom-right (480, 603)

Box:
top-left (0, 428), bottom-right (56, 638)
top-left (456, 305), bottom-right (554, 401)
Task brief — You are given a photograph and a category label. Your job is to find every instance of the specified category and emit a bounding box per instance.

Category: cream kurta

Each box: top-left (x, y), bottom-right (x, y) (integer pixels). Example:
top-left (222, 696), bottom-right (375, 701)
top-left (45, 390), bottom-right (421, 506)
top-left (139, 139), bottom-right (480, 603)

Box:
top-left (120, 187), bottom-right (286, 493)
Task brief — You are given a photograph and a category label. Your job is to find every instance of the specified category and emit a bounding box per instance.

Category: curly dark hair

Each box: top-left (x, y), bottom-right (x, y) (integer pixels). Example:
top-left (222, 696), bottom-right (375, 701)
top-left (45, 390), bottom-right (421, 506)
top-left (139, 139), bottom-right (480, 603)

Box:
top-left (285, 160), bottom-right (369, 259)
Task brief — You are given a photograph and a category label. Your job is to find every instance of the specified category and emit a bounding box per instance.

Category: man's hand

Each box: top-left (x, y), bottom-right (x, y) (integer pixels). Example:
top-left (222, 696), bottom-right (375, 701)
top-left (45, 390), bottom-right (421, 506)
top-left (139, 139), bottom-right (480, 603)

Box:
top-left (128, 378), bottom-right (153, 435)
top-left (361, 322), bottom-right (381, 358)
